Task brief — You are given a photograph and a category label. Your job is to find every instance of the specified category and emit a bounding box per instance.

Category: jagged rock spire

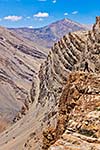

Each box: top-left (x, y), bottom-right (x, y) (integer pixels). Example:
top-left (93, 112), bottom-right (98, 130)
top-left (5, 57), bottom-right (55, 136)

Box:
top-left (93, 16), bottom-right (100, 30)
top-left (93, 16), bottom-right (100, 42)
top-left (95, 16), bottom-right (100, 26)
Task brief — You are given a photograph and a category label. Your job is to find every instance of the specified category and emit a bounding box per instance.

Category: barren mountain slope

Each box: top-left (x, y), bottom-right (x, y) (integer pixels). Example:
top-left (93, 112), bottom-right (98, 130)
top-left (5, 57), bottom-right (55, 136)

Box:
top-left (0, 17), bottom-right (99, 150)
top-left (10, 18), bottom-right (88, 49)
top-left (0, 26), bottom-right (46, 131)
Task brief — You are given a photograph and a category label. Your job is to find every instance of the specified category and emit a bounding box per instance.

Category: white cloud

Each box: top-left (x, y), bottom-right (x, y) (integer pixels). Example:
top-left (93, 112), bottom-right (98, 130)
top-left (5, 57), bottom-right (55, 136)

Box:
top-left (28, 26), bottom-right (33, 29)
top-left (0, 18), bottom-right (2, 21)
top-left (72, 11), bottom-right (78, 15)
top-left (52, 0), bottom-right (56, 3)
top-left (64, 12), bottom-right (68, 16)
top-left (34, 12), bottom-right (49, 18)
top-left (4, 15), bottom-right (22, 21)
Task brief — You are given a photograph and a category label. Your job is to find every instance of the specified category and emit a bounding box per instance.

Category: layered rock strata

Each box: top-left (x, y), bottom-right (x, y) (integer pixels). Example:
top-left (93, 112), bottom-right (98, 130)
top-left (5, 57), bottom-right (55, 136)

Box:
top-left (44, 72), bottom-right (100, 150)
top-left (0, 26), bottom-right (46, 129)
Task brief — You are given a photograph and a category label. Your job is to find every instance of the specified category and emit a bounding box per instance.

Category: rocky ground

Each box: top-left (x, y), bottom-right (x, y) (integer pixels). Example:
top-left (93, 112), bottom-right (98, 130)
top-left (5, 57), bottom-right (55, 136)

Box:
top-left (44, 72), bottom-right (100, 150)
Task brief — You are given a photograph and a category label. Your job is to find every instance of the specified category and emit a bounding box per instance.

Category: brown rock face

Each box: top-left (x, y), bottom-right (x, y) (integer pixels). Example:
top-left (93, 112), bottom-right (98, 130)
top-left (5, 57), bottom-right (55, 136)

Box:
top-left (93, 16), bottom-right (100, 40)
top-left (48, 72), bottom-right (100, 150)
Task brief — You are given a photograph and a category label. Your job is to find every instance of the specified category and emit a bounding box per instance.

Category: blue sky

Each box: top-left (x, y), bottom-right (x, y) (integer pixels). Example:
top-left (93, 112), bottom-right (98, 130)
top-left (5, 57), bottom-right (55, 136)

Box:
top-left (0, 0), bottom-right (100, 28)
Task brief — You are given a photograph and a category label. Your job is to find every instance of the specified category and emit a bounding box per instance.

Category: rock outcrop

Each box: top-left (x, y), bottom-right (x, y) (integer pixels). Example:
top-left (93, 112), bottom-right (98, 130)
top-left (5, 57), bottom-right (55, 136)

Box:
top-left (44, 72), bottom-right (100, 150)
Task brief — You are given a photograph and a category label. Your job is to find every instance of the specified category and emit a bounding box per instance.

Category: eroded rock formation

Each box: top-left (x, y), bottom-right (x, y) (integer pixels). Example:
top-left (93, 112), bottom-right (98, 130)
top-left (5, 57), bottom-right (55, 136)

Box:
top-left (44, 72), bottom-right (100, 149)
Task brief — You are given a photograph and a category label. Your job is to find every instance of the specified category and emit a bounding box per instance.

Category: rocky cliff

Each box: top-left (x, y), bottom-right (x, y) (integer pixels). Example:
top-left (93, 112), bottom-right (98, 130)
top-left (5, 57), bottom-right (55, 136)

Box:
top-left (0, 17), bottom-right (99, 150)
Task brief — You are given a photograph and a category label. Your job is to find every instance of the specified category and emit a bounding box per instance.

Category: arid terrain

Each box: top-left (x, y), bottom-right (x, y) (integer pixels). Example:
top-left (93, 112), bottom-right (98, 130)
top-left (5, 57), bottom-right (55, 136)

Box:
top-left (0, 18), bottom-right (87, 132)
top-left (0, 16), bottom-right (99, 150)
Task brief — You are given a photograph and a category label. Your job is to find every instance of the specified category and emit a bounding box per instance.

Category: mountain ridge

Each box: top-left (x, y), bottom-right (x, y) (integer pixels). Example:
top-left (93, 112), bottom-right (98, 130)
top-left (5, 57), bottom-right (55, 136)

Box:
top-left (9, 18), bottom-right (89, 30)
top-left (10, 18), bottom-right (89, 49)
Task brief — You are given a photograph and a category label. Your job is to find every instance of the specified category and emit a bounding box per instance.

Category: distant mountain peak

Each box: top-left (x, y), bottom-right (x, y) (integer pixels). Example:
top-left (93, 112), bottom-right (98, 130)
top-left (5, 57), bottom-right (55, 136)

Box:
top-left (53, 18), bottom-right (81, 25)
top-left (62, 18), bottom-right (73, 22)
top-left (10, 18), bottom-right (89, 49)
top-left (50, 18), bottom-right (77, 26)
